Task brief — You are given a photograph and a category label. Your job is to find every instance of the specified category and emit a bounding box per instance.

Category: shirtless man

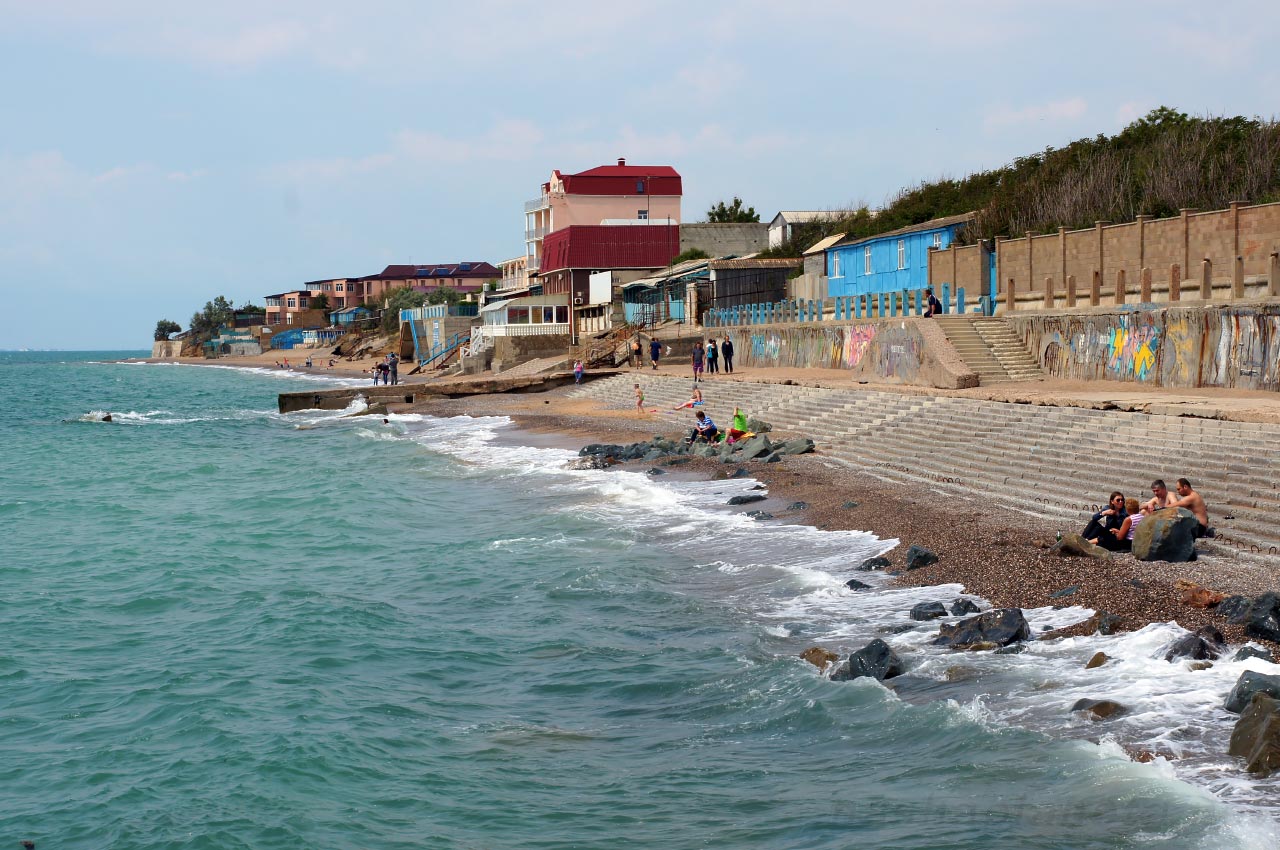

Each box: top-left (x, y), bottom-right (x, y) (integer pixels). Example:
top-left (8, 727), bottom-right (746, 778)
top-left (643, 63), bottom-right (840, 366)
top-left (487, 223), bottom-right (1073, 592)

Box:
top-left (1169, 477), bottom-right (1212, 537)
top-left (1142, 479), bottom-right (1178, 515)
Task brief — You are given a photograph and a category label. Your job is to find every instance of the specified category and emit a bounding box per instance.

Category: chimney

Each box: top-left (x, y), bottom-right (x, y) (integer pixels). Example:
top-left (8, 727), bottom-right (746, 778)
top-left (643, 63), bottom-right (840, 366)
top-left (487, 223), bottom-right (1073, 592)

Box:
top-left (617, 157), bottom-right (626, 166)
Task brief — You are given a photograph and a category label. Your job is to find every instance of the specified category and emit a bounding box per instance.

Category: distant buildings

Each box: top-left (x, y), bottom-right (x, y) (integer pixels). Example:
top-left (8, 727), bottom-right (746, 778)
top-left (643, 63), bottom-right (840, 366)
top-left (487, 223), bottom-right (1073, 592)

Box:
top-left (768, 211), bottom-right (828, 249)
top-left (825, 213), bottom-right (973, 299)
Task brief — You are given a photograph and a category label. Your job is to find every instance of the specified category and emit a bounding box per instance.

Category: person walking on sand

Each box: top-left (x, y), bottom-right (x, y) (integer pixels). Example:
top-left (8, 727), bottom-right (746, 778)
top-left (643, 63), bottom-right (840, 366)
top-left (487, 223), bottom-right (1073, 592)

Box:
top-left (706, 338), bottom-right (719, 374)
top-left (634, 382), bottom-right (645, 414)
top-left (631, 338), bottom-right (643, 368)
top-left (721, 335), bottom-right (735, 373)
top-left (691, 342), bottom-right (705, 383)
top-left (649, 338), bottom-right (662, 370)
top-left (573, 359), bottom-right (584, 384)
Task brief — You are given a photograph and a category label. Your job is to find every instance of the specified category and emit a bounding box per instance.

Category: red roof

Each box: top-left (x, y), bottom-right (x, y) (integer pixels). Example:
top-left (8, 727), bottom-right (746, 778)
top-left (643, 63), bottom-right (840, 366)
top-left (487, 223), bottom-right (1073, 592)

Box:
top-left (553, 161), bottom-right (681, 196)
top-left (540, 225), bottom-right (680, 273)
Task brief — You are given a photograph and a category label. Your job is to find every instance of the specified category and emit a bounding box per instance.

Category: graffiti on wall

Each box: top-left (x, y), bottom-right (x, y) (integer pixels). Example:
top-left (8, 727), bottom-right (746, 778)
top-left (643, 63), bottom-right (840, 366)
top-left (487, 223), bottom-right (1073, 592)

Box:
top-left (1015, 306), bottom-right (1280, 391)
top-left (729, 322), bottom-right (925, 382)
top-left (843, 325), bottom-right (878, 368)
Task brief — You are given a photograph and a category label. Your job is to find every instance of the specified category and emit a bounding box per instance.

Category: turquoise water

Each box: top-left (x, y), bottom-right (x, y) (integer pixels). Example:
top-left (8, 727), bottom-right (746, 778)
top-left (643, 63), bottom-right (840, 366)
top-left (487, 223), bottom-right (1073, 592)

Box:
top-left (2, 351), bottom-right (1276, 849)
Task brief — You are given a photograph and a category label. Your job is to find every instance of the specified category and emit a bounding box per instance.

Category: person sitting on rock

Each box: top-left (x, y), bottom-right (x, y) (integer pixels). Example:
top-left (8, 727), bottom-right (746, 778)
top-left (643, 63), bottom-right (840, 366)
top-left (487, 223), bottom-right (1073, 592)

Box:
top-left (689, 410), bottom-right (719, 443)
top-left (1083, 491), bottom-right (1128, 550)
top-left (726, 407), bottom-right (752, 443)
top-left (673, 386), bottom-right (703, 410)
top-left (1168, 477), bottom-right (1212, 538)
top-left (1109, 498), bottom-right (1147, 551)
top-left (1142, 479), bottom-right (1178, 514)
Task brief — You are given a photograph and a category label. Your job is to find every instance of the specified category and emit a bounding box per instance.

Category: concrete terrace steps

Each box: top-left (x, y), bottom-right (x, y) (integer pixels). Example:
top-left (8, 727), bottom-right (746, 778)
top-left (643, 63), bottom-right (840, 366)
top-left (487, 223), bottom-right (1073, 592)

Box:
top-left (934, 316), bottom-right (1044, 384)
top-left (500, 355), bottom-right (570, 378)
top-left (567, 374), bottom-right (1280, 560)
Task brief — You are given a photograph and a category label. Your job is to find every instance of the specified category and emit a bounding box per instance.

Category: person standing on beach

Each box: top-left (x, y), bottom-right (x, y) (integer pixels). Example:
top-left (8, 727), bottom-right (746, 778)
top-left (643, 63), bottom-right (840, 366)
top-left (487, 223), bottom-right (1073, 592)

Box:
top-left (691, 342), bottom-right (705, 383)
top-left (631, 338), bottom-right (643, 368)
top-left (721, 335), bottom-right (735, 373)
top-left (634, 383), bottom-right (645, 414)
top-left (649, 338), bottom-right (662, 370)
top-left (706, 339), bottom-right (719, 374)
top-left (573, 359), bottom-right (584, 384)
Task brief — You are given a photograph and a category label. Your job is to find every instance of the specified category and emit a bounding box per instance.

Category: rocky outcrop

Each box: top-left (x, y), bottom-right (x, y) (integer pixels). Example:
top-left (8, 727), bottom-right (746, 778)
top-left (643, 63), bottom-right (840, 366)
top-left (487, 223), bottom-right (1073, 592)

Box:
top-left (1051, 533), bottom-right (1112, 560)
top-left (1163, 625), bottom-right (1226, 662)
top-left (904, 545), bottom-right (938, 571)
top-left (829, 638), bottom-right (904, 682)
top-left (727, 493), bottom-right (766, 506)
top-left (1234, 646), bottom-right (1273, 663)
top-left (951, 599), bottom-right (981, 616)
top-left (1224, 671), bottom-right (1280, 714)
top-left (856, 556), bottom-right (891, 571)
top-left (845, 578), bottom-right (872, 591)
top-left (934, 608), bottom-right (1031, 649)
top-left (1132, 507), bottom-right (1199, 562)
top-left (910, 601), bottom-right (947, 621)
top-left (1228, 693), bottom-right (1280, 777)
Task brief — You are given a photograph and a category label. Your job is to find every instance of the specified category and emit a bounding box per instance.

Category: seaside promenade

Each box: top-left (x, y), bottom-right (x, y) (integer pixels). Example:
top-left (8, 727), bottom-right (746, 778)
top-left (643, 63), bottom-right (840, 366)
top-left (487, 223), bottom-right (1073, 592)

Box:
top-left (566, 367), bottom-right (1280, 579)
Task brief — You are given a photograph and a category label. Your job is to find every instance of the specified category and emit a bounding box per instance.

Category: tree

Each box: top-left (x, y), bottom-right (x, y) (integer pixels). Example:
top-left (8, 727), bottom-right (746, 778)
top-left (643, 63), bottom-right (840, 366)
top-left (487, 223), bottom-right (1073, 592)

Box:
top-left (380, 286), bottom-right (429, 333)
top-left (706, 197), bottom-right (760, 223)
top-left (426, 286), bottom-right (463, 305)
top-left (310, 293), bottom-right (330, 312)
top-left (670, 247), bottom-right (709, 265)
top-left (188, 296), bottom-right (235, 337)
top-left (153, 319), bottom-right (181, 341)
top-left (237, 302), bottom-right (266, 315)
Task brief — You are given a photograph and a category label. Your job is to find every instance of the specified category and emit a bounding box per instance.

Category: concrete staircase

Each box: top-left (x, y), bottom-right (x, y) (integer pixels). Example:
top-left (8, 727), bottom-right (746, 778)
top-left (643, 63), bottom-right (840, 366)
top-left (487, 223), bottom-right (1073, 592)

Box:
top-left (497, 355), bottom-right (569, 378)
top-left (569, 374), bottom-right (1280, 563)
top-left (935, 316), bottom-right (1043, 384)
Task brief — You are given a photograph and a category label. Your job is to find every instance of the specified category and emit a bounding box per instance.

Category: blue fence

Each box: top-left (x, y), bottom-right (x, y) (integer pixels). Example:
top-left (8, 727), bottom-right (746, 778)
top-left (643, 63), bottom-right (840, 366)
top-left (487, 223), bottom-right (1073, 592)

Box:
top-left (705, 286), bottom-right (969, 327)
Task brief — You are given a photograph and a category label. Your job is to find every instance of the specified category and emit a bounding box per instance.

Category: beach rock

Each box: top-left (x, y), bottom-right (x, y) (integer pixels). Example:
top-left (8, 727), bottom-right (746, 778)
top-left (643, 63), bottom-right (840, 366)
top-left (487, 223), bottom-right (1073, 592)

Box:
top-left (904, 545), bottom-right (938, 571)
top-left (780, 437), bottom-right (815, 455)
top-left (720, 454), bottom-right (738, 464)
top-left (745, 417), bottom-right (772, 433)
top-left (786, 501), bottom-right (808, 511)
top-left (830, 638), bottom-right (904, 682)
top-left (565, 455), bottom-right (616, 470)
top-left (994, 643), bottom-right (1027, 655)
top-left (746, 511), bottom-right (774, 521)
top-left (845, 578), bottom-right (872, 591)
top-left (1051, 533), bottom-right (1112, 560)
top-left (910, 602), bottom-right (948, 621)
top-left (1087, 611), bottom-right (1125, 636)
top-left (934, 608), bottom-right (1031, 649)
top-left (1225, 671), bottom-right (1280, 714)
top-left (728, 467), bottom-right (750, 479)
top-left (737, 434), bottom-right (772, 460)
top-left (1086, 652), bottom-right (1110, 669)
top-left (800, 647), bottom-right (840, 671)
top-left (1234, 646), bottom-right (1273, 663)
top-left (646, 467), bottom-right (666, 476)
top-left (964, 642), bottom-right (1000, 652)
top-left (1163, 626), bottom-right (1227, 662)
top-left (857, 556), bottom-right (891, 571)
top-left (1219, 595), bottom-right (1253, 623)
top-left (101, 413), bottom-right (113, 422)
top-left (763, 452), bottom-right (783, 463)
top-left (1071, 698), bottom-right (1127, 720)
top-left (1049, 585), bottom-right (1080, 599)
top-left (580, 443), bottom-right (623, 457)
top-left (727, 493), bottom-right (766, 506)
top-left (951, 599), bottom-right (981, 616)
top-left (663, 456), bottom-right (692, 466)
top-left (1243, 593), bottom-right (1280, 644)
top-left (1189, 661), bottom-right (1214, 671)
top-left (1228, 693), bottom-right (1280, 777)
top-left (842, 501), bottom-right (860, 510)
top-left (1132, 507), bottom-right (1199, 562)
top-left (642, 449), bottom-right (663, 461)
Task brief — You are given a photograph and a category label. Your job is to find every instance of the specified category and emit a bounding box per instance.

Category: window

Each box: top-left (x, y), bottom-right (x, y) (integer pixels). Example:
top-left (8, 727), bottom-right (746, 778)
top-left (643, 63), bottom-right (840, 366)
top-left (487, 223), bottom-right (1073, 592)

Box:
top-left (508, 307), bottom-right (530, 324)
top-left (555, 306), bottom-right (569, 323)
top-left (933, 233), bottom-right (943, 249)
top-left (336, 283), bottom-right (344, 292)
top-left (299, 297), bottom-right (309, 308)
top-left (636, 179), bottom-right (645, 193)
top-left (832, 253), bottom-right (841, 277)
top-left (897, 240), bottom-right (905, 270)
top-left (286, 298), bottom-right (296, 308)
top-left (637, 209), bottom-right (648, 220)
top-left (864, 247), bottom-right (872, 275)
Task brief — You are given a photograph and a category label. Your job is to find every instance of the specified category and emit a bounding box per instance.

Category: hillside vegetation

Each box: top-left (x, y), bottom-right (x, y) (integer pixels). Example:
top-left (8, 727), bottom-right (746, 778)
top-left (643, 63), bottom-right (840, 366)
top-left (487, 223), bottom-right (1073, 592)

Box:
top-left (768, 107), bottom-right (1280, 256)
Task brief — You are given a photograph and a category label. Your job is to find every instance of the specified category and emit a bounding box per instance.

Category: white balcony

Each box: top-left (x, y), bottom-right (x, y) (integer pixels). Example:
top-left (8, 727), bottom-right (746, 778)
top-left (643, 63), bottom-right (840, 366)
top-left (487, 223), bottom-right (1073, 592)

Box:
top-left (525, 225), bottom-right (548, 240)
top-left (524, 196), bottom-right (549, 212)
top-left (487, 322), bottom-right (570, 336)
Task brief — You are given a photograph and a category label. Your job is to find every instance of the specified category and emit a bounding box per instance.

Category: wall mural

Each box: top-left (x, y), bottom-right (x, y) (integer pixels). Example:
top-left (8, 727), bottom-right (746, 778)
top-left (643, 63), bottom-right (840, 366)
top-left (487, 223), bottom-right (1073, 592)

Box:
top-left (1013, 306), bottom-right (1280, 391)
top-left (729, 323), bottom-right (923, 381)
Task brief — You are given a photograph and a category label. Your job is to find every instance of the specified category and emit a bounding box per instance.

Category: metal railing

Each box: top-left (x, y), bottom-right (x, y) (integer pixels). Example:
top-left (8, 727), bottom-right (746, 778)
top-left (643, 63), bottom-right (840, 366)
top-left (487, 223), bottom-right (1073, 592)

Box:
top-left (704, 286), bottom-right (967, 327)
top-left (484, 322), bottom-right (571, 337)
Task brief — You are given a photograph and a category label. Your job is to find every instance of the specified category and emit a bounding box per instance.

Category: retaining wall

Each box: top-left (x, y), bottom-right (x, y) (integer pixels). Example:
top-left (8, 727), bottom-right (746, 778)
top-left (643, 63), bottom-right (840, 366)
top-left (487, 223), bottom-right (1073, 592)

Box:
top-left (724, 319), bottom-right (977, 389)
top-left (1006, 302), bottom-right (1280, 390)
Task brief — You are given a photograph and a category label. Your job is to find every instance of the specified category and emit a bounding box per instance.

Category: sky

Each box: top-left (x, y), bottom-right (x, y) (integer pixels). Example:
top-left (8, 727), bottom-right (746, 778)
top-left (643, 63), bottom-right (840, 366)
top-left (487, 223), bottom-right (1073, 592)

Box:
top-left (1, 1), bottom-right (1276, 349)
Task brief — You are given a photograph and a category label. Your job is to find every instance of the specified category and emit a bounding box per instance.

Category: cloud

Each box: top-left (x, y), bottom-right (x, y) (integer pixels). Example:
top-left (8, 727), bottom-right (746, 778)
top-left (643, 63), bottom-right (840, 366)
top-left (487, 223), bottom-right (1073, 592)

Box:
top-left (983, 97), bottom-right (1088, 131)
top-left (173, 20), bottom-right (310, 69)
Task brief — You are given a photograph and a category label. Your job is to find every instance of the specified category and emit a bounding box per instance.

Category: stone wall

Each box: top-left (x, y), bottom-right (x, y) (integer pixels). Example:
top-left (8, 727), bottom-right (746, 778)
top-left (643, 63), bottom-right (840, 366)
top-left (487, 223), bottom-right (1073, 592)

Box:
top-left (492, 333), bottom-right (571, 372)
top-left (680, 222), bottom-right (768, 257)
top-left (927, 242), bottom-right (991, 305)
top-left (151, 340), bottom-right (183, 358)
top-left (1006, 303), bottom-right (1280, 390)
top-left (723, 319), bottom-right (977, 389)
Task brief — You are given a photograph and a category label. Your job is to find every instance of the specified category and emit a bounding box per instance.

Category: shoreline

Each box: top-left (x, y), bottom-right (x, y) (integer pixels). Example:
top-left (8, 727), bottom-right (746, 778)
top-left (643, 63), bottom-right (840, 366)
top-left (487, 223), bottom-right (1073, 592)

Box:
top-left (412, 384), bottom-right (1276, 656)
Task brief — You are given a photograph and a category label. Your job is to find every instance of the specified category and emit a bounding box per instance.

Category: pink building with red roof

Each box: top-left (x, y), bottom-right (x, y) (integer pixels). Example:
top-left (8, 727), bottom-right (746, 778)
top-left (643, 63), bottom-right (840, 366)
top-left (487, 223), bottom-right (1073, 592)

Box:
top-left (524, 158), bottom-right (681, 274)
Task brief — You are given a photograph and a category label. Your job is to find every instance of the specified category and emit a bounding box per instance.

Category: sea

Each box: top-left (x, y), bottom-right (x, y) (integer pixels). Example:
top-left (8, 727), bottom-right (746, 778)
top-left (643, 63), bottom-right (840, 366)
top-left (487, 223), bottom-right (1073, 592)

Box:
top-left (3, 350), bottom-right (1280, 850)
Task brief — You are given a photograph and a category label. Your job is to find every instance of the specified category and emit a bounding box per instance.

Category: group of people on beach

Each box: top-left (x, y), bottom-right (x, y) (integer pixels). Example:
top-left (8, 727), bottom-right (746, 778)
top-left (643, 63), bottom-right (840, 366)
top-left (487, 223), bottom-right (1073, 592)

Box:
top-left (1081, 478), bottom-right (1212, 551)
top-left (629, 336), bottom-right (735, 376)
top-left (370, 353), bottom-right (399, 386)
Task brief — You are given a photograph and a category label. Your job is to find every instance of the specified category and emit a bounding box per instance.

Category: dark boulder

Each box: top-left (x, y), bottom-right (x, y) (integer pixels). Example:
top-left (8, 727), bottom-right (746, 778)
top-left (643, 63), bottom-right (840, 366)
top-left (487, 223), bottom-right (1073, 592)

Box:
top-left (737, 434), bottom-right (773, 460)
top-left (663, 456), bottom-right (692, 466)
top-left (745, 510), bottom-right (774, 521)
top-left (950, 599), bottom-right (981, 616)
top-left (1086, 652), bottom-right (1110, 669)
top-left (910, 601), bottom-right (948, 621)
top-left (727, 493), bottom-right (766, 506)
top-left (787, 501), bottom-right (808, 511)
top-left (934, 608), bottom-right (1032, 649)
top-left (728, 467), bottom-right (750, 478)
top-left (565, 455), bottom-right (616, 470)
top-left (1132, 507), bottom-right (1199, 562)
top-left (1051, 533), bottom-right (1112, 560)
top-left (1049, 585), bottom-right (1080, 599)
top-left (842, 501), bottom-right (860, 509)
top-left (745, 416), bottom-right (772, 433)
top-left (1071, 698), bottom-right (1127, 720)
top-left (857, 556), bottom-right (891, 571)
top-left (845, 578), bottom-right (872, 591)
top-left (830, 638), bottom-right (904, 682)
top-left (1163, 625), bottom-right (1226, 662)
top-left (1218, 595), bottom-right (1253, 624)
top-left (904, 545), bottom-right (938, 571)
top-left (994, 643), bottom-right (1027, 655)
top-left (763, 451), bottom-right (783, 463)
top-left (1229, 693), bottom-right (1280, 777)
top-left (1088, 611), bottom-right (1125, 635)
top-left (1243, 593), bottom-right (1280, 644)
top-left (579, 443), bottom-right (623, 457)
top-left (1224, 671), bottom-right (1280, 714)
top-left (101, 413), bottom-right (113, 422)
top-left (646, 467), bottom-right (666, 476)
top-left (780, 437), bottom-right (815, 455)
top-left (1234, 646), bottom-right (1273, 663)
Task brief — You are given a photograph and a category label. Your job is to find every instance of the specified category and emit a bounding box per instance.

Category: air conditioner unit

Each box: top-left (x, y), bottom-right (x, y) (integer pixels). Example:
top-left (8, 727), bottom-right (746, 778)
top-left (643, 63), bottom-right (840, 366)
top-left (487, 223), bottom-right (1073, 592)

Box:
top-left (573, 297), bottom-right (583, 305)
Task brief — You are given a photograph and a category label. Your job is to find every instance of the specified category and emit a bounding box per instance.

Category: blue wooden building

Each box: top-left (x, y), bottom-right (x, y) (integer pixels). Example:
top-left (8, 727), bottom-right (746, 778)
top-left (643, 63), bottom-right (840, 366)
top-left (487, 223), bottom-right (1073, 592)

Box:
top-left (826, 212), bottom-right (973, 298)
